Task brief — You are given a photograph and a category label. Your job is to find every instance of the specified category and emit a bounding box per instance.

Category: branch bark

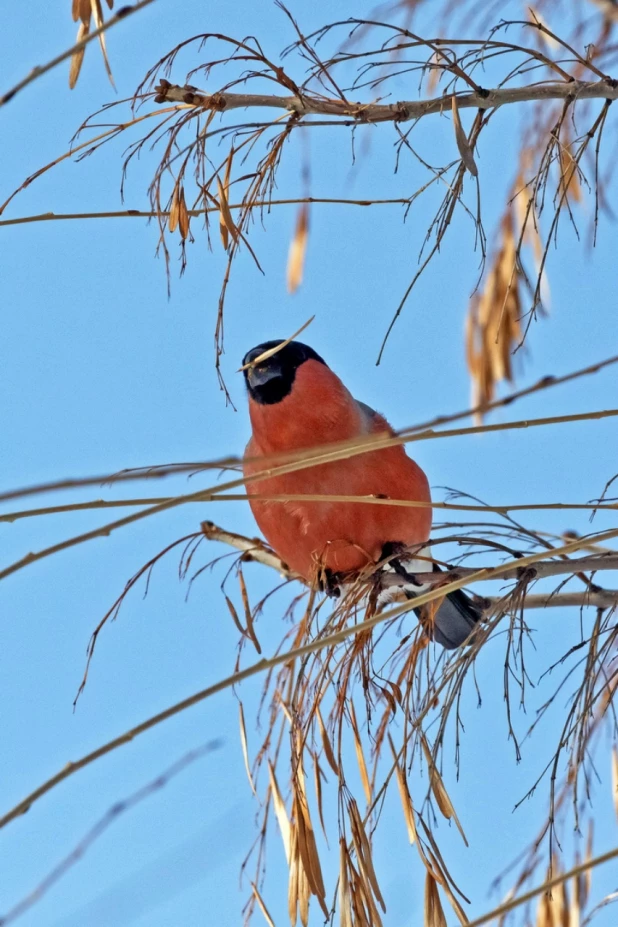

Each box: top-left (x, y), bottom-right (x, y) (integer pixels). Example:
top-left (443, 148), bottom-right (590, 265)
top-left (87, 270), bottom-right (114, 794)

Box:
top-left (154, 78), bottom-right (618, 123)
top-left (2, 527), bottom-right (618, 833)
top-left (200, 521), bottom-right (618, 609)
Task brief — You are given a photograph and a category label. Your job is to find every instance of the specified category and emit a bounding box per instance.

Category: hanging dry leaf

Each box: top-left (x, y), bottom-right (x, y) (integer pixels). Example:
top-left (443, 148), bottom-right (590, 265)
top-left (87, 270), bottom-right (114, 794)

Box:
top-left (69, 22), bottom-right (90, 89)
top-left (317, 706), bottom-right (340, 776)
top-left (466, 209), bottom-right (523, 417)
top-left (239, 702), bottom-right (257, 797)
top-left (348, 797), bottom-right (386, 913)
top-left (451, 95), bottom-right (478, 177)
top-left (286, 204), bottom-right (309, 293)
top-left (268, 761), bottom-right (291, 863)
top-left (290, 758), bottom-right (329, 919)
top-left (90, 0), bottom-right (115, 88)
top-left (421, 735), bottom-right (468, 846)
top-left (169, 184), bottom-right (180, 234)
top-left (224, 595), bottom-right (245, 637)
top-left (339, 840), bottom-right (354, 927)
top-left (425, 872), bottom-right (448, 927)
top-left (217, 162), bottom-right (239, 251)
top-left (69, 0), bottom-right (115, 89)
top-left (238, 567), bottom-right (261, 653)
top-left (349, 702), bottom-right (372, 805)
top-left (178, 188), bottom-right (190, 241)
top-left (393, 760), bottom-right (417, 843)
top-left (310, 753), bottom-right (328, 841)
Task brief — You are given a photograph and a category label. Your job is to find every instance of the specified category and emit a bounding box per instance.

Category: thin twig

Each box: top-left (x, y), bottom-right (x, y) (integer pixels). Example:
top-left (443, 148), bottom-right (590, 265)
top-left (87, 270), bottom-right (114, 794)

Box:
top-left (1, 527), bottom-right (617, 833)
top-left (0, 197), bottom-right (416, 227)
top-left (0, 740), bottom-right (222, 926)
top-left (0, 1), bottom-right (157, 107)
top-left (467, 844), bottom-right (618, 927)
top-left (1, 407), bottom-right (617, 584)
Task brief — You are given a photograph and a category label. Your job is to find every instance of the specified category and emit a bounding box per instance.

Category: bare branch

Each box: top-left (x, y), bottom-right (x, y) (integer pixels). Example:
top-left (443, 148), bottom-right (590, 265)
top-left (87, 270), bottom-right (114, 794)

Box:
top-left (0, 740), bottom-right (221, 925)
top-left (154, 77), bottom-right (618, 121)
top-left (2, 527), bottom-right (617, 834)
top-left (467, 844), bottom-right (618, 927)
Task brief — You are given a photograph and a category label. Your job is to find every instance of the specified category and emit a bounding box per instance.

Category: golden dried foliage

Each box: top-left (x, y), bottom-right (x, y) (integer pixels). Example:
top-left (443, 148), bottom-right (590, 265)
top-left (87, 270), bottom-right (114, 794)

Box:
top-left (70, 0), bottom-right (114, 89)
top-left (425, 872), bottom-right (448, 927)
top-left (288, 753), bottom-right (328, 924)
top-left (420, 734), bottom-right (468, 846)
top-left (218, 150), bottom-right (238, 251)
top-left (168, 183), bottom-right (191, 241)
top-left (349, 702), bottom-right (372, 805)
top-left (286, 204), bottom-right (309, 293)
top-left (268, 761), bottom-right (291, 863)
top-left (466, 208), bottom-right (523, 416)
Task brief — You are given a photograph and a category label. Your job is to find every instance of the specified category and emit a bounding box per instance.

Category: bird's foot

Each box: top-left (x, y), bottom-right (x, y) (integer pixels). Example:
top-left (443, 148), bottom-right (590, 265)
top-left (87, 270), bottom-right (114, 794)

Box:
top-left (319, 568), bottom-right (342, 598)
top-left (379, 541), bottom-right (425, 587)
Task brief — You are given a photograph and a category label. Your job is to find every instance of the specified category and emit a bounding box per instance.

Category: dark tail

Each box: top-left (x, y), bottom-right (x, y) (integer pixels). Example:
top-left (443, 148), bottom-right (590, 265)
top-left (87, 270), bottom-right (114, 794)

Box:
top-left (411, 577), bottom-right (482, 650)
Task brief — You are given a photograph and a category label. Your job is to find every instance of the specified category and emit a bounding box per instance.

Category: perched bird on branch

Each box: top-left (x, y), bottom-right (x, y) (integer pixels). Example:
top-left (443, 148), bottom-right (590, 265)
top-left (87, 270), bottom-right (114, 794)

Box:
top-left (242, 340), bottom-right (481, 648)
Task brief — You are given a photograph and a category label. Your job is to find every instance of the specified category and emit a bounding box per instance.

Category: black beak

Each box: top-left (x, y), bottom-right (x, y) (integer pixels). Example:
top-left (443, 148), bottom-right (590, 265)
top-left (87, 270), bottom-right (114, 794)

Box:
top-left (245, 358), bottom-right (283, 390)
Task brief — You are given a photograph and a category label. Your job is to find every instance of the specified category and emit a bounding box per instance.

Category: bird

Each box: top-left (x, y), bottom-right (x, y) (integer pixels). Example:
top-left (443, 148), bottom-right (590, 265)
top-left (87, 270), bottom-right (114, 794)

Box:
top-left (241, 339), bottom-right (481, 649)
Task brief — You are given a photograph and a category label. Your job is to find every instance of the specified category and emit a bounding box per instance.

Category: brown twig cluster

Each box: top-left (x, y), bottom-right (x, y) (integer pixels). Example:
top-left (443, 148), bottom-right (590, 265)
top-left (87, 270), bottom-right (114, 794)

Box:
top-left (3, 6), bottom-right (618, 400)
top-left (3, 4), bottom-right (618, 925)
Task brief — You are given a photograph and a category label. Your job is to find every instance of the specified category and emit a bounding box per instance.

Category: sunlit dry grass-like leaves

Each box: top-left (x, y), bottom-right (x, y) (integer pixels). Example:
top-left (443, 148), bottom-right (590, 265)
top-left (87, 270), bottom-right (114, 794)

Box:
top-left (5, 6), bottom-right (616, 397)
top-left (465, 207), bottom-right (525, 416)
top-left (70, 0), bottom-right (115, 89)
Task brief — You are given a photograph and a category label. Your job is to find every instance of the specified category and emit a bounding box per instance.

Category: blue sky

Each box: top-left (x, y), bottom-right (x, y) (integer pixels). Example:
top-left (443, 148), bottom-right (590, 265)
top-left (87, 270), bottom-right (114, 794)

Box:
top-left (1, 1), bottom-right (618, 925)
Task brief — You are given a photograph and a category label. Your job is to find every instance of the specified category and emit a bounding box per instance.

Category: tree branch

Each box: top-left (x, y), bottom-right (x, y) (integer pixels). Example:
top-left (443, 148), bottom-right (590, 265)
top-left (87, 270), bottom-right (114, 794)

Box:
top-left (154, 78), bottom-right (618, 122)
top-left (201, 521), bottom-right (618, 609)
top-left (1, 528), bottom-right (617, 833)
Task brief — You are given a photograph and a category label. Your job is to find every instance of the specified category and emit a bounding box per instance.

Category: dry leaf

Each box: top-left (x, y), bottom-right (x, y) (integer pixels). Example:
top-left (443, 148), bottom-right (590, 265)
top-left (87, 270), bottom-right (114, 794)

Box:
top-left (312, 753), bottom-right (328, 840)
top-left (91, 0), bottom-right (115, 88)
top-left (349, 798), bottom-right (386, 913)
top-left (287, 204), bottom-right (309, 293)
top-left (317, 706), bottom-right (340, 776)
top-left (350, 703), bottom-right (372, 805)
top-left (224, 595), bottom-right (245, 637)
top-left (288, 826), bottom-right (300, 926)
top-left (421, 735), bottom-right (468, 845)
top-left (391, 752), bottom-right (417, 844)
top-left (268, 761), bottom-right (291, 862)
top-left (178, 189), bottom-right (190, 241)
top-left (69, 0), bottom-right (115, 88)
top-left (238, 567), bottom-right (261, 653)
top-left (339, 840), bottom-right (354, 927)
top-left (239, 702), bottom-right (257, 796)
top-left (466, 209), bottom-right (523, 416)
top-left (425, 872), bottom-right (448, 927)
top-left (451, 95), bottom-right (478, 177)
top-left (69, 22), bottom-right (89, 89)
top-left (169, 184), bottom-right (180, 233)
top-left (217, 165), bottom-right (239, 250)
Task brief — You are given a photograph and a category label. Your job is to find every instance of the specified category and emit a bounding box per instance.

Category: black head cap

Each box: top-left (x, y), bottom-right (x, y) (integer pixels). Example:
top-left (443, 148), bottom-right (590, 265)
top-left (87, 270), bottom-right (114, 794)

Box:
top-left (242, 340), bottom-right (326, 404)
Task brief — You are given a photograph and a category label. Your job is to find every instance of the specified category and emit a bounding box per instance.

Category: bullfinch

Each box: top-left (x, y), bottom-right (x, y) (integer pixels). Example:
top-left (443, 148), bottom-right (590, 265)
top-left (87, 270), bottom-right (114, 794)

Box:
top-left (242, 340), bottom-right (481, 649)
